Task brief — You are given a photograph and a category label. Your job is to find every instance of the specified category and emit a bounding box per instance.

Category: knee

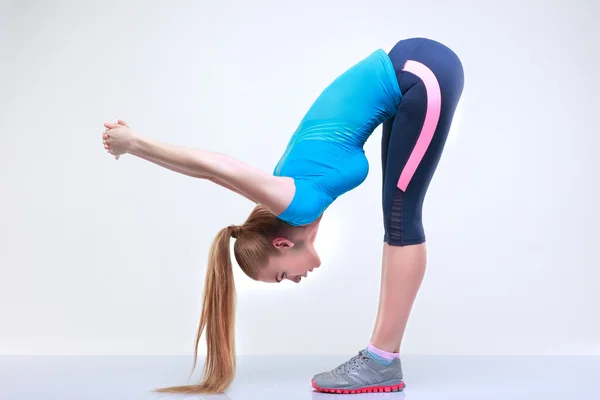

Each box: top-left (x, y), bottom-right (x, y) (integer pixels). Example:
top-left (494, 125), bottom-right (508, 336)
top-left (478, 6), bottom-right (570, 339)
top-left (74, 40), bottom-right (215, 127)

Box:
top-left (384, 236), bottom-right (426, 247)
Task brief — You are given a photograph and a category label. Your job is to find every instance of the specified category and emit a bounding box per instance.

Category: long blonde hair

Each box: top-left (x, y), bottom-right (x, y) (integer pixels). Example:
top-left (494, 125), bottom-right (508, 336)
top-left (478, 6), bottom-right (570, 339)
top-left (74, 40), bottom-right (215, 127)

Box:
top-left (155, 204), bottom-right (287, 394)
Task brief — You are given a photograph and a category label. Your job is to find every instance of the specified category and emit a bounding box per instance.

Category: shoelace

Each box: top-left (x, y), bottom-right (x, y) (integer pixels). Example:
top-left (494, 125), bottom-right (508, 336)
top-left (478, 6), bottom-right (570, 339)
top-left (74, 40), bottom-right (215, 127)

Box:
top-left (334, 350), bottom-right (368, 374)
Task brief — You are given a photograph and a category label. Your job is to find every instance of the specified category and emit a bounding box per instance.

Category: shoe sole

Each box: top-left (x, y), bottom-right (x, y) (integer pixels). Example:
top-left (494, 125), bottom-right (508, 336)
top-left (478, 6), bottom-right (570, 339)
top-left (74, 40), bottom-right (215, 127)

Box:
top-left (312, 378), bottom-right (406, 394)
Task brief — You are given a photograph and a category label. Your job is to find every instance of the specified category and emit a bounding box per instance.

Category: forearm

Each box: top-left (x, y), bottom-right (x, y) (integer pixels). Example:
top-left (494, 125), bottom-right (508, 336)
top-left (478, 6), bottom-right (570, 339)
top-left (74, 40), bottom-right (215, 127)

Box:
top-left (141, 153), bottom-right (209, 179)
top-left (130, 135), bottom-right (223, 178)
top-left (149, 156), bottom-right (258, 203)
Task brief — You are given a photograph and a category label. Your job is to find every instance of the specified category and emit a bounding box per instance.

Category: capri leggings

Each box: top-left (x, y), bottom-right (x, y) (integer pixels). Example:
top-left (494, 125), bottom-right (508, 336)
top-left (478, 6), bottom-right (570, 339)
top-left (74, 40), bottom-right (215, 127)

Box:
top-left (382, 38), bottom-right (464, 246)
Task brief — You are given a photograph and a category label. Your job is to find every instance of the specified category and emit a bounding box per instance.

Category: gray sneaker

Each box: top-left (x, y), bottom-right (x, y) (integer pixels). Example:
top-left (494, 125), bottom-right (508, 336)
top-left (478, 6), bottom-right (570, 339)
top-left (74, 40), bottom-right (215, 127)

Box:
top-left (311, 349), bottom-right (406, 394)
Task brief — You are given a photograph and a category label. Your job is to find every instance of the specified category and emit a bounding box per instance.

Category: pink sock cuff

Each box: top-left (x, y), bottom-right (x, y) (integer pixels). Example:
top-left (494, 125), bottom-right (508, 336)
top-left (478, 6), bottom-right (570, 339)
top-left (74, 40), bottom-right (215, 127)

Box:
top-left (367, 342), bottom-right (400, 360)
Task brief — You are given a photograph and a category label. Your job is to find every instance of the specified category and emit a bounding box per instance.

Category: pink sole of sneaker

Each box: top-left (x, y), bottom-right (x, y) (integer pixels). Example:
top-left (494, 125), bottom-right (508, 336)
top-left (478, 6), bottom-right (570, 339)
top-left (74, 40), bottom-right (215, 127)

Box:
top-left (312, 378), bottom-right (406, 394)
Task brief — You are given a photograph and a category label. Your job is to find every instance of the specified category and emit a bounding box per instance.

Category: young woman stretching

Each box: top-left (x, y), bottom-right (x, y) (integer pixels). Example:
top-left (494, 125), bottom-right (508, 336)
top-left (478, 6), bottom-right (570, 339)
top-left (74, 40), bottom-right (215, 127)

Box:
top-left (101, 37), bottom-right (464, 395)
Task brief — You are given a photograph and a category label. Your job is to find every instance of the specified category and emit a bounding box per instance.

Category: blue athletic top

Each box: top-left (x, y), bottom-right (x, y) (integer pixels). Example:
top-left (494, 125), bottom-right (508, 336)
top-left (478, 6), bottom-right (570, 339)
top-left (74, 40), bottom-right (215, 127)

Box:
top-left (273, 49), bottom-right (402, 226)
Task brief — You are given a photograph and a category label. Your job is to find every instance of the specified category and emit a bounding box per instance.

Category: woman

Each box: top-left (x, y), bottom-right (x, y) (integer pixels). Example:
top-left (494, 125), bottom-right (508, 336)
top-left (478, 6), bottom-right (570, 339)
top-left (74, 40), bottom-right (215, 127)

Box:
top-left (102, 37), bottom-right (464, 394)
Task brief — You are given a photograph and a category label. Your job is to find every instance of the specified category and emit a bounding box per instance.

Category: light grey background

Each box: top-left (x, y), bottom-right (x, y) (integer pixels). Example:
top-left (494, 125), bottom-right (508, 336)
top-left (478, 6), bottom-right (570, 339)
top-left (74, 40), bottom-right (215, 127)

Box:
top-left (1, 0), bottom-right (598, 360)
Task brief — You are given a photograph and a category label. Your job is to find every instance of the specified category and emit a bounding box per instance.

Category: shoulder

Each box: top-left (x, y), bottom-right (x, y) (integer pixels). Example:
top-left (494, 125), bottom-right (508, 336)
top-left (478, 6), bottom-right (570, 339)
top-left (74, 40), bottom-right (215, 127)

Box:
top-left (260, 174), bottom-right (297, 216)
top-left (276, 178), bottom-right (330, 226)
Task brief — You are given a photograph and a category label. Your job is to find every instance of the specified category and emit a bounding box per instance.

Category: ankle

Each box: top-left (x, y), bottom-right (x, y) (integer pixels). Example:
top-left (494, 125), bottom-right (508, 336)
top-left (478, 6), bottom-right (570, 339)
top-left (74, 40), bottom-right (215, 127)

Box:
top-left (367, 342), bottom-right (401, 359)
top-left (368, 341), bottom-right (400, 355)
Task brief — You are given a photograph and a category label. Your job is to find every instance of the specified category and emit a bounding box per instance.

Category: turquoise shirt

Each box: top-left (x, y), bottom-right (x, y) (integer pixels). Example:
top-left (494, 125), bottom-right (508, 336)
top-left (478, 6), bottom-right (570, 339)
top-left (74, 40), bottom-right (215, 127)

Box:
top-left (273, 49), bottom-right (402, 226)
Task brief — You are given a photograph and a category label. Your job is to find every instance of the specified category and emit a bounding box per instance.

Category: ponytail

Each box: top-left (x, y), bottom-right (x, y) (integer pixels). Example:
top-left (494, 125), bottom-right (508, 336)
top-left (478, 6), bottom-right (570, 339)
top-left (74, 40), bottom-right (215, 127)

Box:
top-left (156, 226), bottom-right (237, 394)
top-left (155, 204), bottom-right (284, 394)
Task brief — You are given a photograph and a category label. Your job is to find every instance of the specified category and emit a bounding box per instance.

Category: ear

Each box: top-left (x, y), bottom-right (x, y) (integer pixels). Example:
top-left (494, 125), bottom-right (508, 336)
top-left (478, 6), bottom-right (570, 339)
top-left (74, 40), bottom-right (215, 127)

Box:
top-left (272, 237), bottom-right (294, 249)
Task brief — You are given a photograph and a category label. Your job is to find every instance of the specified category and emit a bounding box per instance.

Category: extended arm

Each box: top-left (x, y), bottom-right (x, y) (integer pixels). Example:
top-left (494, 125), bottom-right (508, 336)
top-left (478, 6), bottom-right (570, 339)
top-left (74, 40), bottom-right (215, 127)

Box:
top-left (129, 135), bottom-right (295, 215)
top-left (135, 155), bottom-right (260, 204)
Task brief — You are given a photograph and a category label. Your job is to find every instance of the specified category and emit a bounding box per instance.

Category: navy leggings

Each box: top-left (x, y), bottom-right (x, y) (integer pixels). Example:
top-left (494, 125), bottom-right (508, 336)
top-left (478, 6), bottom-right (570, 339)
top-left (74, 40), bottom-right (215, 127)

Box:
top-left (382, 38), bottom-right (464, 246)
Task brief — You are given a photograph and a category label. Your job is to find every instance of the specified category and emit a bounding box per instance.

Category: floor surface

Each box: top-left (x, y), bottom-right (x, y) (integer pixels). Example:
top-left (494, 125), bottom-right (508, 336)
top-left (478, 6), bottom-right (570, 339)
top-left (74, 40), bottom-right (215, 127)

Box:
top-left (1, 355), bottom-right (598, 400)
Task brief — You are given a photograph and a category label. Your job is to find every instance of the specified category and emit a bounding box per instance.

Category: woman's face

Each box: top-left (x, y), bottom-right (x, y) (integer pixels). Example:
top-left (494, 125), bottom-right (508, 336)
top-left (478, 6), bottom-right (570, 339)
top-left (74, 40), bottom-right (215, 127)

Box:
top-left (257, 217), bottom-right (322, 284)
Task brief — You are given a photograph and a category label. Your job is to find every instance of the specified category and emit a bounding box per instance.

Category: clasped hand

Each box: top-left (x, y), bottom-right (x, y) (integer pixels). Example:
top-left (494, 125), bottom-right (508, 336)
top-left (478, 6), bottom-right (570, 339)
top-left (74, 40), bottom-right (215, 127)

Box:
top-left (102, 119), bottom-right (136, 160)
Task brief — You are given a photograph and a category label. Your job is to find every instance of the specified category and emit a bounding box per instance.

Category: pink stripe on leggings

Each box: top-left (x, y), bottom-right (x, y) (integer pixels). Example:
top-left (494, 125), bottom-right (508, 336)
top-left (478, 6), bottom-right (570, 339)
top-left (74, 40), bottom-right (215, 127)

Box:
top-left (397, 60), bottom-right (442, 191)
